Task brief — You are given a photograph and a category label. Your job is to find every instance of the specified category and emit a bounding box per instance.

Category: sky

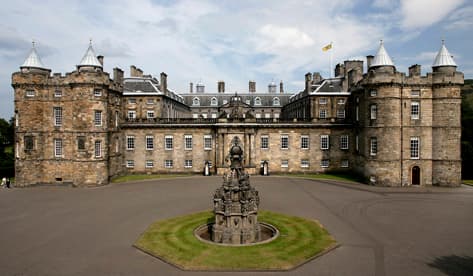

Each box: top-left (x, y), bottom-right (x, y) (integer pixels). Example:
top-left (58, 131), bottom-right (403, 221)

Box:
top-left (1, 0), bottom-right (472, 120)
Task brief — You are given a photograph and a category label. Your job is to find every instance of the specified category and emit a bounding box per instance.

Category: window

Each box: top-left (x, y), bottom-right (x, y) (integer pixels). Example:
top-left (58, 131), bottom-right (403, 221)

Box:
top-left (321, 159), bottom-right (330, 168)
top-left (185, 159), bottom-right (193, 168)
top-left (94, 141), bottom-right (102, 158)
top-left (411, 102), bottom-right (420, 120)
top-left (147, 110), bottom-right (155, 119)
top-left (301, 135), bottom-right (309, 150)
top-left (370, 137), bottom-right (377, 156)
top-left (126, 160), bottom-right (135, 168)
top-left (147, 98), bottom-right (154, 105)
top-left (411, 90), bottom-right (420, 97)
top-left (337, 98), bottom-right (345, 104)
top-left (340, 135), bottom-right (349, 150)
top-left (356, 106), bottom-right (359, 121)
top-left (370, 90), bottom-right (378, 96)
top-left (165, 160), bottom-right (173, 168)
top-left (94, 89), bottom-right (102, 97)
top-left (223, 100), bottom-right (228, 105)
top-left (128, 98), bottom-right (136, 104)
top-left (184, 135), bottom-right (193, 150)
top-left (145, 160), bottom-right (154, 168)
top-left (54, 90), bottom-right (62, 97)
top-left (356, 135), bottom-right (359, 151)
top-left (319, 98), bottom-right (327, 104)
top-left (206, 160), bottom-right (213, 168)
top-left (281, 160), bottom-right (289, 168)
top-left (245, 99), bottom-right (251, 105)
top-left (94, 110), bottom-right (102, 126)
top-left (115, 111), bottom-right (119, 127)
top-left (370, 104), bottom-right (377, 120)
top-left (24, 136), bottom-right (34, 151)
top-left (301, 159), bottom-right (309, 168)
top-left (126, 135), bottom-right (135, 150)
top-left (320, 135), bottom-right (329, 150)
top-left (281, 135), bottom-right (289, 149)
top-left (341, 159), bottom-right (349, 168)
top-left (210, 97), bottom-right (218, 106)
top-left (337, 109), bottom-right (345, 119)
top-left (192, 97), bottom-right (200, 106)
top-left (254, 97), bottom-right (262, 106)
top-left (410, 137), bottom-right (419, 159)
top-left (53, 107), bottom-right (63, 126)
top-left (273, 97), bottom-right (280, 106)
top-left (26, 90), bottom-right (35, 97)
top-left (127, 110), bottom-right (136, 119)
top-left (54, 139), bottom-right (63, 157)
top-left (77, 136), bottom-right (86, 151)
top-left (319, 109), bottom-right (327, 119)
top-left (204, 135), bottom-right (212, 150)
top-left (261, 136), bottom-right (269, 149)
top-left (165, 135), bottom-right (173, 150)
top-left (146, 135), bottom-right (154, 150)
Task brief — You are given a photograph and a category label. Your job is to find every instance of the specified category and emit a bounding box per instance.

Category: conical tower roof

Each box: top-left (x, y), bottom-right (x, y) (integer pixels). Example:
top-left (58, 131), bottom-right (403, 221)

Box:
top-left (370, 40), bottom-right (394, 68)
top-left (432, 41), bottom-right (457, 67)
top-left (21, 41), bottom-right (48, 70)
top-left (78, 41), bottom-right (102, 68)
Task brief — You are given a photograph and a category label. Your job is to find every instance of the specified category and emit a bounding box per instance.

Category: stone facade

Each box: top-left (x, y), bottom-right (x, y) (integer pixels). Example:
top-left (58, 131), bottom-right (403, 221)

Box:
top-left (12, 42), bottom-right (463, 187)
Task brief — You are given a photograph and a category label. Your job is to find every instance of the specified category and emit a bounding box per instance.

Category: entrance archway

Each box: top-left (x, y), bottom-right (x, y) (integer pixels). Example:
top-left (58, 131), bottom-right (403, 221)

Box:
top-left (412, 166), bottom-right (420, 185)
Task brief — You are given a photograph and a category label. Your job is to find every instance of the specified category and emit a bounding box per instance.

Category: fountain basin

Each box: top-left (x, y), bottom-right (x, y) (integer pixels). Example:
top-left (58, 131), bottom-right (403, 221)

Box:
top-left (194, 222), bottom-right (279, 246)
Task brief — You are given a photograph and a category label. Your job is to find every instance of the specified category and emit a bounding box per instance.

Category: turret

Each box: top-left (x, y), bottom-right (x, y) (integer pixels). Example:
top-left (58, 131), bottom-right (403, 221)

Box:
top-left (20, 41), bottom-right (51, 74)
top-left (432, 40), bottom-right (457, 74)
top-left (77, 40), bottom-right (103, 72)
top-left (369, 40), bottom-right (395, 74)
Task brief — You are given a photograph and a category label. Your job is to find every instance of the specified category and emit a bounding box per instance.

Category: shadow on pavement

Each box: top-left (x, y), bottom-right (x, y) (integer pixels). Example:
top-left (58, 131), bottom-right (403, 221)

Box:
top-left (428, 255), bottom-right (473, 276)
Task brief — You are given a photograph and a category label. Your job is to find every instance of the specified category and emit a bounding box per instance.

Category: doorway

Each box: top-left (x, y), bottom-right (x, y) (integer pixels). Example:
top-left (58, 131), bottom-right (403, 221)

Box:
top-left (412, 166), bottom-right (420, 185)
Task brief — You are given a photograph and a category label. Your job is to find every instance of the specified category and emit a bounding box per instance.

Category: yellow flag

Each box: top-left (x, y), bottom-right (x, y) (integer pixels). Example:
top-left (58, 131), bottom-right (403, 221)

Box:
top-left (322, 43), bottom-right (332, 52)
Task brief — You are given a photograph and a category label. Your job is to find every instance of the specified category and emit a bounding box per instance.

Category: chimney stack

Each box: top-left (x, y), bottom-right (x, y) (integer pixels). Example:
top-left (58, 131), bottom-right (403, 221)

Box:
top-left (366, 55), bottom-right (374, 70)
top-left (249, 81), bottom-right (256, 93)
top-left (113, 67), bottom-right (124, 84)
top-left (130, 65), bottom-right (143, 77)
top-left (218, 81), bottom-right (225, 93)
top-left (160, 72), bottom-right (167, 93)
top-left (408, 64), bottom-right (421, 77)
top-left (97, 55), bottom-right (104, 66)
top-left (305, 72), bottom-right (312, 92)
top-left (189, 82), bottom-right (193, 93)
top-left (335, 63), bottom-right (345, 77)
top-left (280, 80), bottom-right (284, 94)
top-left (312, 72), bottom-right (322, 83)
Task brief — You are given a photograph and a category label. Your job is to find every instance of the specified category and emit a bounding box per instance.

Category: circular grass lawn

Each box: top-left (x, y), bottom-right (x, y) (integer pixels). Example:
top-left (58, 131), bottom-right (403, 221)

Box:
top-left (134, 211), bottom-right (337, 271)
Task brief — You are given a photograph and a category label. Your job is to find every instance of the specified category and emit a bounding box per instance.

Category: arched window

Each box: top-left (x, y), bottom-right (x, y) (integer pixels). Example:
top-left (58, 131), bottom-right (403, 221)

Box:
top-left (192, 97), bottom-right (200, 106)
top-left (254, 97), bottom-right (262, 106)
top-left (272, 97), bottom-right (280, 106)
top-left (210, 97), bottom-right (218, 106)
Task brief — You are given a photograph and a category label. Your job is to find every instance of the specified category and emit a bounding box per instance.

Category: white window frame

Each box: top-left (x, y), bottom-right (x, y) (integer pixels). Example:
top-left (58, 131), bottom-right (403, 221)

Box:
top-left (94, 110), bottom-right (102, 126)
top-left (301, 159), bottom-right (309, 168)
top-left (337, 109), bottom-right (346, 119)
top-left (341, 159), bottom-right (349, 168)
top-left (54, 90), bottom-right (62, 97)
top-left (54, 138), bottom-right (63, 158)
top-left (280, 135), bottom-right (289, 150)
top-left (126, 160), bottom-right (135, 168)
top-left (115, 111), bottom-right (119, 127)
top-left (319, 98), bottom-right (327, 104)
top-left (320, 159), bottom-right (330, 168)
top-left (146, 135), bottom-right (154, 150)
top-left (26, 90), bottom-right (35, 97)
top-left (184, 135), bottom-right (193, 150)
top-left (301, 135), bottom-right (309, 150)
top-left (165, 135), bottom-right (173, 150)
top-left (145, 160), bottom-right (154, 168)
top-left (204, 135), bottom-right (212, 150)
top-left (370, 137), bottom-right (377, 156)
top-left (164, 159), bottom-right (173, 168)
top-left (273, 97), bottom-right (280, 106)
top-left (126, 135), bottom-right (135, 150)
top-left (184, 159), bottom-right (193, 168)
top-left (370, 104), bottom-right (377, 120)
top-left (94, 140), bottom-right (102, 158)
top-left (411, 90), bottom-right (420, 97)
top-left (319, 109), bottom-right (327, 119)
top-left (411, 101), bottom-right (420, 120)
top-left (94, 89), bottom-right (102, 97)
top-left (192, 97), bottom-right (200, 106)
top-left (261, 135), bottom-right (269, 150)
top-left (340, 135), bottom-right (349, 150)
top-left (128, 98), bottom-right (136, 104)
top-left (210, 97), bottom-right (218, 106)
top-left (254, 97), bottom-right (262, 106)
top-left (53, 107), bottom-right (63, 126)
top-left (410, 137), bottom-right (420, 159)
top-left (127, 110), bottom-right (136, 119)
top-left (281, 160), bottom-right (289, 168)
top-left (370, 90), bottom-right (378, 97)
top-left (146, 98), bottom-right (154, 105)
top-left (320, 135), bottom-right (329, 150)
top-left (337, 98), bottom-right (345, 105)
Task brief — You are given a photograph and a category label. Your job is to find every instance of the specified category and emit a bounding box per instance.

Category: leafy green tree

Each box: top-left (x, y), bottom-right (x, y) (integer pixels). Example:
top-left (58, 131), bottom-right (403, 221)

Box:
top-left (462, 80), bottom-right (473, 179)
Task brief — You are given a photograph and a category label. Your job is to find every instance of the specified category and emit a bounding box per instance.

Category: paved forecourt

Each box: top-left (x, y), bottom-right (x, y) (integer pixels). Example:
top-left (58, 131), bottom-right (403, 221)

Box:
top-left (0, 176), bottom-right (472, 276)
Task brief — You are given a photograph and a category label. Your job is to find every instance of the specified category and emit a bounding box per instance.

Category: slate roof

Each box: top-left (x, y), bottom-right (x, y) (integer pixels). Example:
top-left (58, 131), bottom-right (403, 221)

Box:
top-left (181, 93), bottom-right (292, 107)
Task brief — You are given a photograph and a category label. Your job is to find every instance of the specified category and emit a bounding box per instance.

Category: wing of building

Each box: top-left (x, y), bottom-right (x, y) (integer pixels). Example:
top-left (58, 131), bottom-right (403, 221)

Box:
top-left (11, 41), bottom-right (463, 187)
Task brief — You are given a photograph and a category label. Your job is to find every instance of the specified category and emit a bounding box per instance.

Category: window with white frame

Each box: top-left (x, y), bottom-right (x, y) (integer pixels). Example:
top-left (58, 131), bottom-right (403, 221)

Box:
top-left (273, 97), bottom-right (280, 106)
top-left (320, 159), bottom-right (330, 168)
top-left (128, 98), bottom-right (136, 104)
top-left (301, 159), bottom-right (310, 168)
top-left (26, 90), bottom-right (35, 97)
top-left (184, 135), bottom-right (193, 150)
top-left (245, 99), bottom-right (251, 105)
top-left (301, 135), bottom-right (309, 149)
top-left (255, 113), bottom-right (261, 118)
top-left (410, 137), bottom-right (419, 159)
top-left (192, 97), bottom-right (200, 106)
top-left (281, 135), bottom-right (289, 149)
top-left (319, 109), bottom-right (327, 119)
top-left (147, 98), bottom-right (154, 105)
top-left (146, 135), bottom-right (154, 150)
top-left (127, 110), bottom-right (136, 119)
top-left (337, 98), bottom-right (345, 104)
top-left (54, 139), bottom-right (63, 157)
top-left (94, 110), bottom-right (102, 126)
top-left (337, 109), bottom-right (345, 119)
top-left (126, 135), bottom-right (135, 150)
top-left (411, 102), bottom-right (420, 120)
top-left (341, 159), bottom-right (349, 168)
top-left (320, 135), bottom-right (329, 150)
top-left (94, 89), bottom-right (102, 97)
top-left (54, 90), bottom-right (62, 97)
top-left (204, 135), bottom-right (212, 150)
top-left (115, 111), bottom-right (119, 127)
top-left (185, 159), bottom-right (193, 168)
top-left (340, 135), bottom-right (349, 150)
top-left (370, 90), bottom-right (378, 96)
top-left (261, 135), bottom-right (269, 149)
top-left (370, 137), bottom-right (377, 156)
top-left (370, 104), bottom-right (377, 120)
top-left (94, 140), bottom-right (102, 158)
top-left (145, 160), bottom-right (154, 168)
top-left (126, 160), bottom-right (134, 168)
top-left (53, 107), bottom-right (63, 126)
top-left (210, 97), bottom-right (218, 106)
top-left (254, 97), bottom-right (262, 106)
top-left (164, 160), bottom-right (173, 168)
top-left (147, 110), bottom-right (155, 119)
top-left (281, 160), bottom-right (289, 168)
top-left (319, 98), bottom-right (327, 104)
top-left (165, 135), bottom-right (173, 150)
top-left (411, 90), bottom-right (420, 97)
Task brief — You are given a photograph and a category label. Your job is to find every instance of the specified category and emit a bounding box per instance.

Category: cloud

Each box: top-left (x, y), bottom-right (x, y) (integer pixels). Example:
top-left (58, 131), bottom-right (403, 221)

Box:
top-left (400, 0), bottom-right (465, 30)
top-left (444, 5), bottom-right (473, 30)
top-left (257, 25), bottom-right (314, 51)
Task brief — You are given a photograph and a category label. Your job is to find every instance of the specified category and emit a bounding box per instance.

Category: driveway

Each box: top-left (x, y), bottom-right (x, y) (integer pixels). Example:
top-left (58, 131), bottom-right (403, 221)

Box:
top-left (1, 176), bottom-right (472, 276)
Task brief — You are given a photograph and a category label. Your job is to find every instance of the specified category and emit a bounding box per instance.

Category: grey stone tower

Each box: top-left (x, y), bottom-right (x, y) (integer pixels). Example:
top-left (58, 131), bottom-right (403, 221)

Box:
top-left (212, 136), bottom-right (260, 244)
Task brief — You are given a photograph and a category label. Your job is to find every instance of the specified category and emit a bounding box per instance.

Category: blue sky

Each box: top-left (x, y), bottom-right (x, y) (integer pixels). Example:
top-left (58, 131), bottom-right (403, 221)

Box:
top-left (0, 0), bottom-right (472, 119)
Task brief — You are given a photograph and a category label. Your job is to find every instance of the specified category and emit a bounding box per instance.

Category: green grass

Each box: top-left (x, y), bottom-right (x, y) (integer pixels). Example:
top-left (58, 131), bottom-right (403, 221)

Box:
top-left (463, 180), bottom-right (473, 186)
top-left (4, 145), bottom-right (13, 154)
top-left (111, 173), bottom-right (193, 183)
top-left (134, 211), bottom-right (336, 270)
top-left (282, 173), bottom-right (363, 183)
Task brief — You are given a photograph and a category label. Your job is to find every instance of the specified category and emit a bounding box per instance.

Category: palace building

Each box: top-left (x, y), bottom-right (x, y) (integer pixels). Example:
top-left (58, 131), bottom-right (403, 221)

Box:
top-left (11, 41), bottom-right (463, 187)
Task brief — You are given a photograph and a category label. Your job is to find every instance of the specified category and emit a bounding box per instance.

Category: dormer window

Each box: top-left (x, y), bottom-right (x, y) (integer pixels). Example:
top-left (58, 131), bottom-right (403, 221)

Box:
top-left (272, 97), bottom-right (280, 106)
top-left (210, 97), bottom-right (218, 106)
top-left (254, 97), bottom-right (262, 106)
top-left (193, 97), bottom-right (200, 106)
